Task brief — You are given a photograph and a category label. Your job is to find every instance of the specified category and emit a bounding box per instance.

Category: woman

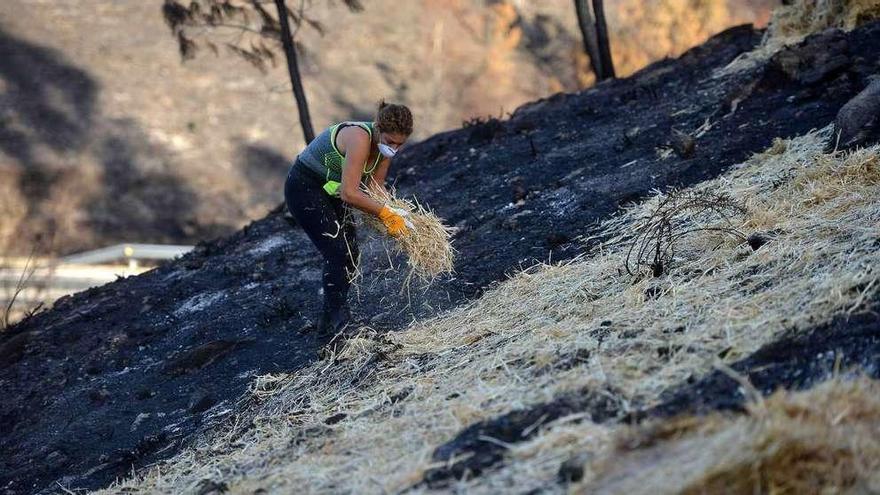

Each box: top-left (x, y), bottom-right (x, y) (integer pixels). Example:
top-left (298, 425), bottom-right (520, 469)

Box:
top-left (285, 101), bottom-right (413, 335)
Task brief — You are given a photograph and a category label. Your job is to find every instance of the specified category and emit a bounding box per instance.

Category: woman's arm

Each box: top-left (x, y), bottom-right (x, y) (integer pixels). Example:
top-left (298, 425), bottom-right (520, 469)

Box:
top-left (366, 157), bottom-right (392, 197)
top-left (337, 127), bottom-right (385, 216)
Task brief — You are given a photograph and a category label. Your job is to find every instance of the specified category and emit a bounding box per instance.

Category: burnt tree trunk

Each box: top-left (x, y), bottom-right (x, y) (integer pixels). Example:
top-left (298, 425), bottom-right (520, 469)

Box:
top-left (574, 0), bottom-right (604, 81)
top-left (592, 0), bottom-right (615, 79)
top-left (274, 0), bottom-right (315, 144)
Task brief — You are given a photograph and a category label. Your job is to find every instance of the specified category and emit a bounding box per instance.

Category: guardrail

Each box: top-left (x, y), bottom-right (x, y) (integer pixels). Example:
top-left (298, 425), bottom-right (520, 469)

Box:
top-left (60, 243), bottom-right (193, 267)
top-left (1, 243), bottom-right (193, 325)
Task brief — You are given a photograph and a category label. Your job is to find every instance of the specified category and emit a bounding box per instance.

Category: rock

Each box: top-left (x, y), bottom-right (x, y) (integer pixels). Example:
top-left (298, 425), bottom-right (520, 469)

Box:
top-left (671, 129), bottom-right (696, 158)
top-left (195, 479), bottom-right (228, 495)
top-left (833, 77), bottom-right (880, 149)
top-left (163, 339), bottom-right (251, 376)
top-left (511, 176), bottom-right (528, 202)
top-left (188, 391), bottom-right (216, 414)
top-left (623, 126), bottom-right (641, 146)
top-left (88, 387), bottom-right (111, 404)
top-left (325, 413), bottom-right (347, 425)
top-left (546, 232), bottom-right (569, 248)
top-left (769, 28), bottom-right (850, 85)
top-left (558, 453), bottom-right (590, 483)
top-left (747, 232), bottom-right (773, 251)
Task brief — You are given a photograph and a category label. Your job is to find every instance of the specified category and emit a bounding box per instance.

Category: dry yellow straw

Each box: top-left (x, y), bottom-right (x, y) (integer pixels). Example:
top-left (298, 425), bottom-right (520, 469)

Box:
top-left (581, 378), bottom-right (880, 495)
top-left (362, 184), bottom-right (456, 283)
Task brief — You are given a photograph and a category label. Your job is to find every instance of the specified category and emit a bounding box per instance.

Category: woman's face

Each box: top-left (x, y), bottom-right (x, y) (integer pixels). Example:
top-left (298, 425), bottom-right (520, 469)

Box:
top-left (380, 132), bottom-right (408, 150)
top-left (378, 131), bottom-right (409, 158)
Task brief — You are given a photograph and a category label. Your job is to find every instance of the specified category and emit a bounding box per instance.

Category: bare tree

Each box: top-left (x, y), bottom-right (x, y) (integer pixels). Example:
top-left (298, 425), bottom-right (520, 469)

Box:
top-left (592, 0), bottom-right (615, 79)
top-left (161, 0), bottom-right (364, 144)
top-left (573, 0), bottom-right (603, 79)
top-left (573, 0), bottom-right (615, 81)
top-left (273, 0), bottom-right (315, 142)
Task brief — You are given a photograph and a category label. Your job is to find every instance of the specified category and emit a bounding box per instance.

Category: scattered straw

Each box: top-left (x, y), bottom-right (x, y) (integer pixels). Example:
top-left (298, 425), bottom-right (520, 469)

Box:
top-left (360, 184), bottom-right (456, 285)
top-left (249, 373), bottom-right (294, 401)
top-left (580, 378), bottom-right (880, 495)
top-left (97, 125), bottom-right (880, 494)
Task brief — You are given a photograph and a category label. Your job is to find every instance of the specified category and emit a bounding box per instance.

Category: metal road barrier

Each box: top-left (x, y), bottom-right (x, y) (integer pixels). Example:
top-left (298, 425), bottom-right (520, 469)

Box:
top-left (1, 243), bottom-right (193, 324)
top-left (61, 243), bottom-right (194, 267)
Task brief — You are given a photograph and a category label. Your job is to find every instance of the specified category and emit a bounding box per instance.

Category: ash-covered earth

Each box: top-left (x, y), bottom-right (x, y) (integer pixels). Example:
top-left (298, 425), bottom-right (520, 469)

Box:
top-left (2, 21), bottom-right (880, 494)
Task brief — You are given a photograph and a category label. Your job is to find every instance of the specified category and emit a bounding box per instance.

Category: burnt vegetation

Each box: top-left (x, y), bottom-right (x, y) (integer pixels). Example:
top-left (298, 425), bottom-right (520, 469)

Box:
top-left (624, 189), bottom-right (748, 277)
top-left (161, 0), bottom-right (362, 69)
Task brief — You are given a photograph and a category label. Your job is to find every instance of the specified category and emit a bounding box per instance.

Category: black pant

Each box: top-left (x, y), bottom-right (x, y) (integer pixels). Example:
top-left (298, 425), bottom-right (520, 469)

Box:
top-left (284, 159), bottom-right (359, 317)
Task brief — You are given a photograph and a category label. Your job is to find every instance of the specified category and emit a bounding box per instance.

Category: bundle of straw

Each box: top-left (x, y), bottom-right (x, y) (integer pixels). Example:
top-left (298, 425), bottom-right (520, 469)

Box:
top-left (362, 185), bottom-right (456, 282)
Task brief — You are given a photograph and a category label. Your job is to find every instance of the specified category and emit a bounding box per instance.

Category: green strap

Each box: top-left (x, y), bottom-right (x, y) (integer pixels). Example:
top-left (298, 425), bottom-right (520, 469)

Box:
top-left (325, 121), bottom-right (382, 196)
top-left (323, 180), bottom-right (341, 196)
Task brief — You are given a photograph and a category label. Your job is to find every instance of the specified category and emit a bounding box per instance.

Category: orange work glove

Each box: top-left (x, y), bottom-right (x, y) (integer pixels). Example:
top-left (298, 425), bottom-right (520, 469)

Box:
top-left (378, 205), bottom-right (411, 237)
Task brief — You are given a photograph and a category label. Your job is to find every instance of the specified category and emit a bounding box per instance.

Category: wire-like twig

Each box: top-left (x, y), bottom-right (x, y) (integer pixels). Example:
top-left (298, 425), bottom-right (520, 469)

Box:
top-left (3, 246), bottom-right (39, 330)
top-left (624, 189), bottom-right (748, 277)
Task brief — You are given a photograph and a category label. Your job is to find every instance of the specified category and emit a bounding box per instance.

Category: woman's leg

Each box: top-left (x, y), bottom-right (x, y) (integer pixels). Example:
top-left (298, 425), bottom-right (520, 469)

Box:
top-left (285, 165), bottom-right (358, 332)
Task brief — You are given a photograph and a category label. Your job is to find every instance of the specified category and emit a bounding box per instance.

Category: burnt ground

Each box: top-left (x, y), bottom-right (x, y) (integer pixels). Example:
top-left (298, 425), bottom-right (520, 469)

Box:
top-left (647, 304), bottom-right (880, 418)
top-left (2, 22), bottom-right (880, 494)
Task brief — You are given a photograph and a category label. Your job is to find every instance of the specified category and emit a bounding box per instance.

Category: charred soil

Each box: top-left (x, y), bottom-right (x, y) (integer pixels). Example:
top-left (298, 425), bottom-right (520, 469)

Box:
top-left (2, 22), bottom-right (880, 493)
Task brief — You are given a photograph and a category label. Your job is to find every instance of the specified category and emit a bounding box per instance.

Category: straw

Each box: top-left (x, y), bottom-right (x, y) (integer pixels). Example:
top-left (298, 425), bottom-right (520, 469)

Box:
top-left (580, 378), bottom-right (880, 494)
top-left (360, 183), bottom-right (456, 285)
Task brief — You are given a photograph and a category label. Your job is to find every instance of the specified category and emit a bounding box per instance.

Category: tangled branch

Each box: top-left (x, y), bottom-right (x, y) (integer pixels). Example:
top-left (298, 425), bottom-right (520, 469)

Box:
top-left (161, 0), bottom-right (362, 70)
top-left (625, 189), bottom-right (747, 277)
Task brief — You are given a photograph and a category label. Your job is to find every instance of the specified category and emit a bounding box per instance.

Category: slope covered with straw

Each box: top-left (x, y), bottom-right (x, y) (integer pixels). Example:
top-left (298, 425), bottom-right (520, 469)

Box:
top-left (97, 122), bottom-right (880, 494)
top-left (582, 378), bottom-right (880, 494)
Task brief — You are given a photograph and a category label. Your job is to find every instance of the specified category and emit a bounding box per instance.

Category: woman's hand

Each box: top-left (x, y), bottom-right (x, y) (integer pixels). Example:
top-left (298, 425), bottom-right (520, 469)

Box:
top-left (378, 206), bottom-right (411, 237)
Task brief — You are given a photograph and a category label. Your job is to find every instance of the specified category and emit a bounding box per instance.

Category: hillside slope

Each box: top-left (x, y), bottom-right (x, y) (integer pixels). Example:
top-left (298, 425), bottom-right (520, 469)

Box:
top-left (2, 18), bottom-right (880, 494)
top-left (0, 0), bottom-right (770, 255)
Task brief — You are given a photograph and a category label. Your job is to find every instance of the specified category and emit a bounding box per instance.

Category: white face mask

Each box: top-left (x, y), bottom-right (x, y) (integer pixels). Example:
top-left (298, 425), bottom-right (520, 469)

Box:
top-left (378, 142), bottom-right (397, 158)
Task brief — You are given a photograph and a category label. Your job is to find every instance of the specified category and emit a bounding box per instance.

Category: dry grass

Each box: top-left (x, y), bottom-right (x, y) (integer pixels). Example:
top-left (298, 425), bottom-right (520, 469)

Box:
top-left (360, 185), bottom-right (456, 285)
top-left (97, 125), bottom-right (880, 494)
top-left (717, 0), bottom-right (880, 76)
top-left (579, 378), bottom-right (880, 494)
top-left (765, 0), bottom-right (880, 41)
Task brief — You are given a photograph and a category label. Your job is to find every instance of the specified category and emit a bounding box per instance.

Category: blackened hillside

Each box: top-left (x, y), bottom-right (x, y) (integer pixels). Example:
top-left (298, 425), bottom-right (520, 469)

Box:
top-left (2, 21), bottom-right (879, 494)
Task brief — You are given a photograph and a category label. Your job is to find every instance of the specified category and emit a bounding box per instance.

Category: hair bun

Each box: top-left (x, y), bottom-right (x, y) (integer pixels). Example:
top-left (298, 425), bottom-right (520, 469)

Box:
top-left (374, 101), bottom-right (413, 136)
